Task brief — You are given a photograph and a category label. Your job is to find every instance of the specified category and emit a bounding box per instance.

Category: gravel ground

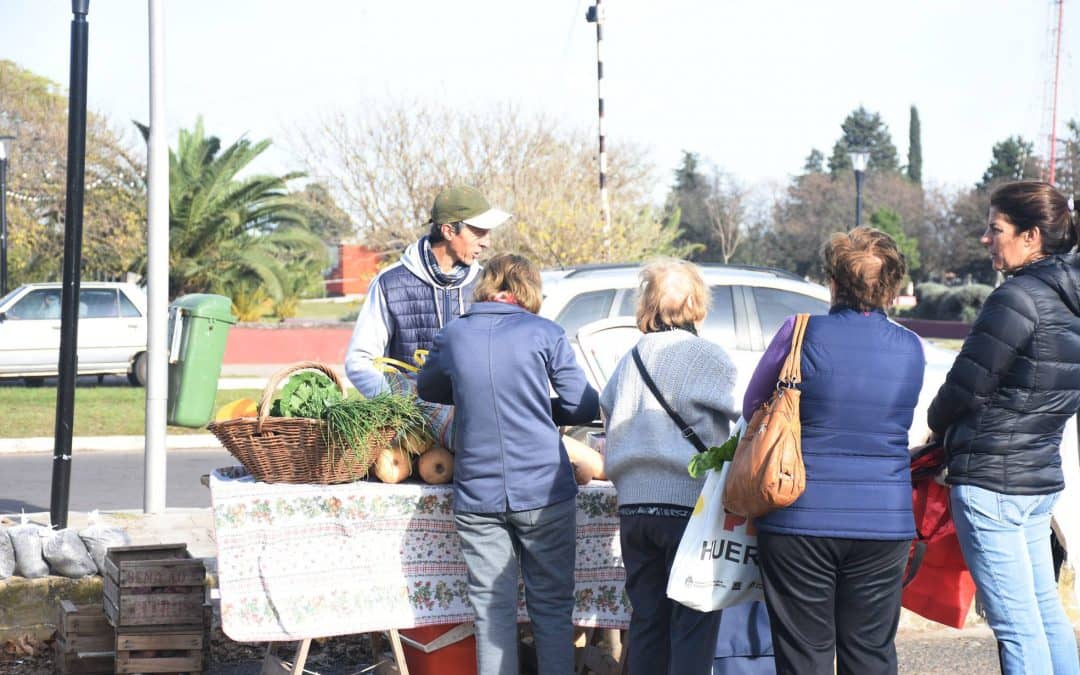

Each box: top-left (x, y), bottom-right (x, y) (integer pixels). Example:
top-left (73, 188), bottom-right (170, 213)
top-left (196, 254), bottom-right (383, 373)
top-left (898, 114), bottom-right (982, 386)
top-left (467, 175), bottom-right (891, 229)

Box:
top-left (3, 623), bottom-right (1078, 674)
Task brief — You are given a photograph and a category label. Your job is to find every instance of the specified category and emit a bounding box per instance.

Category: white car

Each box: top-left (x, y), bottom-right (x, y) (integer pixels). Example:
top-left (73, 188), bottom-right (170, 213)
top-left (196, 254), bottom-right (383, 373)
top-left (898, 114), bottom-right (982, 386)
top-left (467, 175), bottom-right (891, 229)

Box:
top-left (0, 282), bottom-right (148, 385)
top-left (540, 262), bottom-right (960, 443)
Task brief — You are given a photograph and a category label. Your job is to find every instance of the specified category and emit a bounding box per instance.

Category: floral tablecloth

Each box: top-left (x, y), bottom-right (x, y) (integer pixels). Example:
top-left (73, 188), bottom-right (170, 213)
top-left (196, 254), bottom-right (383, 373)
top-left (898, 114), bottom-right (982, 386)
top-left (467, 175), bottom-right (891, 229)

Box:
top-left (209, 466), bottom-right (630, 642)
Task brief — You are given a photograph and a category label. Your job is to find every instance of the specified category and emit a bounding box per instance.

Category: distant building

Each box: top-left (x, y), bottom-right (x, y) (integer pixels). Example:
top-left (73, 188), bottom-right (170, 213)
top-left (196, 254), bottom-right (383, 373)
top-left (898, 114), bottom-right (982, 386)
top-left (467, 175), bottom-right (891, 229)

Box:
top-left (325, 244), bottom-right (380, 296)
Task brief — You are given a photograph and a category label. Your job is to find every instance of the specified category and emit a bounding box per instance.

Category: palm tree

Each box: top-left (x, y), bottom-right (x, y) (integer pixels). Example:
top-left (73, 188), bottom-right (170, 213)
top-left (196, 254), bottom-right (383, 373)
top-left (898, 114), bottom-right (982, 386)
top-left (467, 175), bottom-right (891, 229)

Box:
top-left (142, 118), bottom-right (328, 303)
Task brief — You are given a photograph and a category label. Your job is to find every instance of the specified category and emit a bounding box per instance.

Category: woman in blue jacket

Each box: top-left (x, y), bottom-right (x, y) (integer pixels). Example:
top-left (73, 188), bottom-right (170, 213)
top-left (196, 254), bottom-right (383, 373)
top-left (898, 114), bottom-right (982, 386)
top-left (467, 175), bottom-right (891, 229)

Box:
top-left (742, 227), bottom-right (925, 675)
top-left (417, 253), bottom-right (599, 675)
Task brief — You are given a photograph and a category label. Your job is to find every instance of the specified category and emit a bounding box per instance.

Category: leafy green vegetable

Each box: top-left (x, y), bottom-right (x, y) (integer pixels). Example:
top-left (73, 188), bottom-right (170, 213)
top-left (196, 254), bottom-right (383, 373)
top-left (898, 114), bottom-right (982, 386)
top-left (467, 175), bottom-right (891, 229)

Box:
top-left (687, 430), bottom-right (741, 478)
top-left (323, 393), bottom-right (428, 465)
top-left (272, 371), bottom-right (343, 419)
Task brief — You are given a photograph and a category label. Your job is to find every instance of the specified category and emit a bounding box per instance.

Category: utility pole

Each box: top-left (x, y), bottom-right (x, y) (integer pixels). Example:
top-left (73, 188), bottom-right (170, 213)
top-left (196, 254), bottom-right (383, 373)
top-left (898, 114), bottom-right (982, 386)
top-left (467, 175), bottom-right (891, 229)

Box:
top-left (145, 0), bottom-right (168, 514)
top-left (0, 136), bottom-right (12, 296)
top-left (586, 0), bottom-right (612, 255)
top-left (51, 0), bottom-right (91, 530)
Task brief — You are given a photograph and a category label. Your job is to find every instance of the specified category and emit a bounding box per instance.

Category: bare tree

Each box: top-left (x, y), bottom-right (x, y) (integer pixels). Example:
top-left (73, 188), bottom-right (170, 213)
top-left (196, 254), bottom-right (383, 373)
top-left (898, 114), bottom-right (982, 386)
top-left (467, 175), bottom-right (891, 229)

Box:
top-left (291, 99), bottom-right (689, 266)
top-left (702, 171), bottom-right (747, 263)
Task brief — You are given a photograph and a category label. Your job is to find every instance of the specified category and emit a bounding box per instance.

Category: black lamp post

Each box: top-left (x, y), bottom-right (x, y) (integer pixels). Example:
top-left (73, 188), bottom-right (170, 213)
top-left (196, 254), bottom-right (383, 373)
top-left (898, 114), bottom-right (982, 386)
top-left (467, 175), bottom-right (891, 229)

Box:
top-left (849, 148), bottom-right (870, 230)
top-left (0, 135), bottom-right (13, 296)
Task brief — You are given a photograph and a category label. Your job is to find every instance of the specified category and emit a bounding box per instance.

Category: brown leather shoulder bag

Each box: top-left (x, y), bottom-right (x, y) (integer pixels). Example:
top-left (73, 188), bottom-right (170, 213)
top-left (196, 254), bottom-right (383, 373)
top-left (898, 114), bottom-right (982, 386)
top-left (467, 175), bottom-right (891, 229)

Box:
top-left (722, 313), bottom-right (810, 518)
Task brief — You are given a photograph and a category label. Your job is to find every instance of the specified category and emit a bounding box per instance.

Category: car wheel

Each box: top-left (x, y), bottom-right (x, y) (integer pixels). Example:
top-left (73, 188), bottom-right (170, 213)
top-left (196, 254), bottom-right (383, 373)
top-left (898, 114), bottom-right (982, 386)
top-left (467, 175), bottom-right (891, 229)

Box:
top-left (128, 352), bottom-right (147, 387)
top-left (23, 377), bottom-right (44, 387)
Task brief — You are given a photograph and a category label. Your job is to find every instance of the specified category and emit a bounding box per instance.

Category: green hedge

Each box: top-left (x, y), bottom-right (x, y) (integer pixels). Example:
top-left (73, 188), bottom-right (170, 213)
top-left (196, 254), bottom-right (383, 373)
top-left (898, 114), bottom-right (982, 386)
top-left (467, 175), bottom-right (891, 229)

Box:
top-left (910, 282), bottom-right (993, 322)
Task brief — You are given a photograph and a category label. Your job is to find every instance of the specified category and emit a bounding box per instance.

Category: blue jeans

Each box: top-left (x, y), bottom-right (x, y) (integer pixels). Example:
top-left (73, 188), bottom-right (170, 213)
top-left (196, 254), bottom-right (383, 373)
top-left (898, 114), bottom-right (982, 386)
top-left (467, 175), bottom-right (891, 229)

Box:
top-left (454, 497), bottom-right (576, 675)
top-left (951, 484), bottom-right (1080, 675)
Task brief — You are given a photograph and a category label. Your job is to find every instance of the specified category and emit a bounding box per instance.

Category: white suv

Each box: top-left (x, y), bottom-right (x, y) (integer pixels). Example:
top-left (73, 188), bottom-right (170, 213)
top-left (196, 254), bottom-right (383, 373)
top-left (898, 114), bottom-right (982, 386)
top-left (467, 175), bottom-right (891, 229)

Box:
top-left (0, 282), bottom-right (148, 385)
top-left (539, 262), bottom-right (959, 445)
top-left (540, 263), bottom-right (831, 404)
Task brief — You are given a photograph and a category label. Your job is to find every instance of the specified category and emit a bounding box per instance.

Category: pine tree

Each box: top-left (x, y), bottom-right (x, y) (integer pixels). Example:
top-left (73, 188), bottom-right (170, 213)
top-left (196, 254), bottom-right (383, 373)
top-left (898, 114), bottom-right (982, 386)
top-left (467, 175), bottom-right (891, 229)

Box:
top-left (978, 136), bottom-right (1041, 190)
top-left (827, 106), bottom-right (900, 174)
top-left (907, 106), bottom-right (922, 184)
top-left (803, 149), bottom-right (825, 174)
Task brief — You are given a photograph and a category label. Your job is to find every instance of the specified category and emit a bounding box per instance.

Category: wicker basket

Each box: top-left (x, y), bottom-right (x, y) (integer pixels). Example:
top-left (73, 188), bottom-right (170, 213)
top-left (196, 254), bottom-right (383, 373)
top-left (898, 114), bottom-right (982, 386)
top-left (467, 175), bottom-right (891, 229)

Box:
top-left (208, 361), bottom-right (394, 484)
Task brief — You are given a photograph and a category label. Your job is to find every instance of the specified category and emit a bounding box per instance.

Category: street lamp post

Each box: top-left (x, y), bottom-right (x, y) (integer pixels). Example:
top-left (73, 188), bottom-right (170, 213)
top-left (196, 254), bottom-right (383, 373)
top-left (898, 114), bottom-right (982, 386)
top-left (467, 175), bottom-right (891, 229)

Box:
top-left (0, 135), bottom-right (13, 296)
top-left (849, 148), bottom-right (870, 230)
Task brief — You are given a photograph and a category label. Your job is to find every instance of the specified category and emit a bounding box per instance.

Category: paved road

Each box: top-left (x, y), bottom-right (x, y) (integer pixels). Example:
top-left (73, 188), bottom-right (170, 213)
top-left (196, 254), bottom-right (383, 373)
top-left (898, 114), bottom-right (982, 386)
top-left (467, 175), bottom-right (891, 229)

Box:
top-left (0, 446), bottom-right (232, 512)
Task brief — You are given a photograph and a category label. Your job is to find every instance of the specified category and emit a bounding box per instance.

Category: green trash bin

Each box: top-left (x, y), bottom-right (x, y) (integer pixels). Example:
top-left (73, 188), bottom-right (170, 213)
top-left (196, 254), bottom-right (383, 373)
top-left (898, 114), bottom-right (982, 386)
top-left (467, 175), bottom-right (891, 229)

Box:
top-left (166, 294), bottom-right (237, 428)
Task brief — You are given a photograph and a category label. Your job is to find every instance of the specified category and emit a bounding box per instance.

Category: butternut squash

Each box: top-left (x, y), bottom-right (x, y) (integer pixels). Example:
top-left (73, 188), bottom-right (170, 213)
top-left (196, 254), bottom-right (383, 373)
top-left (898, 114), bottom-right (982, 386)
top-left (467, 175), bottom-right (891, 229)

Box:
top-left (214, 398), bottom-right (258, 422)
top-left (418, 447), bottom-right (454, 484)
top-left (396, 428), bottom-right (434, 455)
top-left (563, 434), bottom-right (605, 482)
top-left (373, 447), bottom-right (413, 483)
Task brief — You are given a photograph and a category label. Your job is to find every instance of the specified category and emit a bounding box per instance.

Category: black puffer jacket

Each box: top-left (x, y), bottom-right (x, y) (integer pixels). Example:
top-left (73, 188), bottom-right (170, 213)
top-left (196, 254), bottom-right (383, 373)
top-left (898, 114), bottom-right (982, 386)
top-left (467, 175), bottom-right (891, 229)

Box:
top-left (928, 253), bottom-right (1080, 494)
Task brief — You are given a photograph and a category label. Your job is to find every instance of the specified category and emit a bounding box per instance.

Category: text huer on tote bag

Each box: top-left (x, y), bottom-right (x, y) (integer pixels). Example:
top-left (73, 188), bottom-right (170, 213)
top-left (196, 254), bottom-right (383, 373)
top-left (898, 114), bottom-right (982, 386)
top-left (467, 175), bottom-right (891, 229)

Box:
top-left (666, 462), bottom-right (764, 612)
top-left (723, 314), bottom-right (810, 519)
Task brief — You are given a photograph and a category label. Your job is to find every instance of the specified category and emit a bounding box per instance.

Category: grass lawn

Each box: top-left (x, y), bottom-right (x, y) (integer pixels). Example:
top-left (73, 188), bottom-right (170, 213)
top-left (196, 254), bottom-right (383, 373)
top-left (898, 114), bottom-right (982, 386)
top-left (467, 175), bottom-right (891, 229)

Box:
top-left (0, 386), bottom-right (263, 438)
top-left (291, 299), bottom-right (363, 322)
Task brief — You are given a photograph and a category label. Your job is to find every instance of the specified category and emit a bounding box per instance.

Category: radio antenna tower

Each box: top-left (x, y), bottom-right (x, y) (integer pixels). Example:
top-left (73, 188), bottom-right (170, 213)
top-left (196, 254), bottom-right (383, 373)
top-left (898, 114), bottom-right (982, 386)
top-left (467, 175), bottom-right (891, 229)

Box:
top-left (1048, 0), bottom-right (1065, 184)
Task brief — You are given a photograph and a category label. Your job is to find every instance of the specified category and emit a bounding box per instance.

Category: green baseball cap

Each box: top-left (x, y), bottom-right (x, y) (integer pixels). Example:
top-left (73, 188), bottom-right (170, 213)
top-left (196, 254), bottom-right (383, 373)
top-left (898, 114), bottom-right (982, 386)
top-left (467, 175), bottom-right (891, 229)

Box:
top-left (430, 185), bottom-right (510, 229)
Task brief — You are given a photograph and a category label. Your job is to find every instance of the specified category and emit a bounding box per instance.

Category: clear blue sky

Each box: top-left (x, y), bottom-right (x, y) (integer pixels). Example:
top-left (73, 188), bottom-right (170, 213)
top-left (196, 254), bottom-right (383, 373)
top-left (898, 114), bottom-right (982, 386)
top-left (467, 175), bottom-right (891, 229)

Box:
top-left (2, 0), bottom-right (1076, 195)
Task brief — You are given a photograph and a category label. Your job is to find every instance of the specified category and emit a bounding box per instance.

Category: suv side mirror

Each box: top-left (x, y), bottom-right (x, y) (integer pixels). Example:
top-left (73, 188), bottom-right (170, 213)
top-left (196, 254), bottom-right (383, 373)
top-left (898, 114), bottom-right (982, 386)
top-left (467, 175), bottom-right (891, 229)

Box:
top-left (0, 311), bottom-right (6, 322)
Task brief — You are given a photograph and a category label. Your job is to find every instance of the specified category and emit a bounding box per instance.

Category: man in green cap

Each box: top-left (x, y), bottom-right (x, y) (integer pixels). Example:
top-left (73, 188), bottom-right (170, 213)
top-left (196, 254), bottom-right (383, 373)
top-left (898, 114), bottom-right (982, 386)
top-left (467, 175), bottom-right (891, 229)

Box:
top-left (345, 185), bottom-right (510, 397)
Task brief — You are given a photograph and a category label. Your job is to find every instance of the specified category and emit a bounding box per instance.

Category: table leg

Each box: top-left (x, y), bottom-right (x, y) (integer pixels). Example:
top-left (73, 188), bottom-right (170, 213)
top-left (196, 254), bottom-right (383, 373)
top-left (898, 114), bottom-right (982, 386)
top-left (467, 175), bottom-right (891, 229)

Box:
top-left (291, 638), bottom-right (312, 675)
top-left (388, 629), bottom-right (410, 675)
top-left (260, 641), bottom-right (301, 675)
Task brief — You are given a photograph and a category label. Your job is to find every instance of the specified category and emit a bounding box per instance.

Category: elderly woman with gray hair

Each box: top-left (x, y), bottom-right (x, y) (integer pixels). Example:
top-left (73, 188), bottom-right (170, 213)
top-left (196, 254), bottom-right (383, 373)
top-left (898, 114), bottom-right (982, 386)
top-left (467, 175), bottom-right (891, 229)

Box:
top-left (600, 259), bottom-right (739, 675)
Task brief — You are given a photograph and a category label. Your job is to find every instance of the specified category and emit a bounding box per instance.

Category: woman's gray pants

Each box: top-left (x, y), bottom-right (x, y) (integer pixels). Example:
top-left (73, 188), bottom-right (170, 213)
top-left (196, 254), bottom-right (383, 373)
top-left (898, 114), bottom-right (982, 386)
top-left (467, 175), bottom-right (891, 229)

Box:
top-left (455, 497), bottom-right (577, 675)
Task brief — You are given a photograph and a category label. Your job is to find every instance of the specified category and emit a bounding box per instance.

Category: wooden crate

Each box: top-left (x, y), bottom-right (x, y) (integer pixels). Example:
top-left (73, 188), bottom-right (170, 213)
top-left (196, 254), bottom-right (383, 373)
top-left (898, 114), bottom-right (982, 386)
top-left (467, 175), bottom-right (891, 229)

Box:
top-left (54, 600), bottom-right (115, 674)
top-left (103, 543), bottom-right (206, 628)
top-left (115, 626), bottom-right (204, 674)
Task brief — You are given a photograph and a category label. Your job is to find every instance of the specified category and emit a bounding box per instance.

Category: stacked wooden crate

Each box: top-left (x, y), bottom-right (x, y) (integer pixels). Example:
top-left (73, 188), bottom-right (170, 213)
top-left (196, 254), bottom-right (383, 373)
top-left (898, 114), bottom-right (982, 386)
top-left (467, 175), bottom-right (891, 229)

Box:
top-left (103, 543), bottom-right (208, 674)
top-left (54, 600), bottom-right (115, 675)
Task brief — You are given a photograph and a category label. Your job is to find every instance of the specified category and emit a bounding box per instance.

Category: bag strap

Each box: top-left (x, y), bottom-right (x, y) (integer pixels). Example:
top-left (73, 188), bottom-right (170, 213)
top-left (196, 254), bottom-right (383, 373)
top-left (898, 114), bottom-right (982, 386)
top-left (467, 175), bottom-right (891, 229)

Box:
top-left (902, 541), bottom-right (927, 587)
top-left (779, 314), bottom-right (811, 385)
top-left (631, 346), bottom-right (709, 454)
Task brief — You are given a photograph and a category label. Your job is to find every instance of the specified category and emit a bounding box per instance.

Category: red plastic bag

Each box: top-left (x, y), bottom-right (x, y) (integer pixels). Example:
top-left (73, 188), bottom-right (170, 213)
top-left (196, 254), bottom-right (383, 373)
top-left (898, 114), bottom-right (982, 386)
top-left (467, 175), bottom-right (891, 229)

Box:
top-left (901, 443), bottom-right (977, 628)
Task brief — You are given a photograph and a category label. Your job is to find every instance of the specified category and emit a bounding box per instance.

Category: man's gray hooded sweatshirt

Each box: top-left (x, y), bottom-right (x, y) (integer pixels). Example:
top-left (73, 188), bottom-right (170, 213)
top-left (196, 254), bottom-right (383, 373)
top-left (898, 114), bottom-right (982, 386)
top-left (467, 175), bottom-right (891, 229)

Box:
top-left (345, 237), bottom-right (480, 398)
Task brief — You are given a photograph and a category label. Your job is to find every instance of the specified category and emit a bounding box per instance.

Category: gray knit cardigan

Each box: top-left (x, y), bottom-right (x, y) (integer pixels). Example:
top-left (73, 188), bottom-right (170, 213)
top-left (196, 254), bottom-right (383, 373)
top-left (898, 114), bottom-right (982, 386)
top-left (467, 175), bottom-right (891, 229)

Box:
top-left (599, 330), bottom-right (738, 509)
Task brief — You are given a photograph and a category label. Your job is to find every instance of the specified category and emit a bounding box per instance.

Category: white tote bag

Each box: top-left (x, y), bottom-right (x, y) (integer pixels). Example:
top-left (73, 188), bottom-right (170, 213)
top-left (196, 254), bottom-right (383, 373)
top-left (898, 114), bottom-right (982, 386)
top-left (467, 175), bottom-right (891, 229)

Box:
top-left (666, 462), bottom-right (765, 612)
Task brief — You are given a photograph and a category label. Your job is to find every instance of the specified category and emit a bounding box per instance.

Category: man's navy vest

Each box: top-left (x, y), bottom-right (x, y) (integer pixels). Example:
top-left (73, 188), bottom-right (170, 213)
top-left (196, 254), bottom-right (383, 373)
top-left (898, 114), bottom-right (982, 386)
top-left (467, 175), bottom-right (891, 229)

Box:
top-left (378, 264), bottom-right (476, 364)
top-left (756, 308), bottom-right (924, 540)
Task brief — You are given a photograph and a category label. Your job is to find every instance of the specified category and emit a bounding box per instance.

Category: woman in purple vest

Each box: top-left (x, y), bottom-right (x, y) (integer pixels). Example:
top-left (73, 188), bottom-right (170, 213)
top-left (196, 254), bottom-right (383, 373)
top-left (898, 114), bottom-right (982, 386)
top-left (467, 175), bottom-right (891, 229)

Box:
top-left (742, 227), bottom-right (925, 675)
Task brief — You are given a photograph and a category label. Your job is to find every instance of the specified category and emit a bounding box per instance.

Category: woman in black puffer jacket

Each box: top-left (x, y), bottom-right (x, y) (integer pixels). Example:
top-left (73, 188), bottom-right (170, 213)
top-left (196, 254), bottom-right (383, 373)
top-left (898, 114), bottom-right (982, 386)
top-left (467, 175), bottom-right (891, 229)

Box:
top-left (928, 181), bottom-right (1080, 675)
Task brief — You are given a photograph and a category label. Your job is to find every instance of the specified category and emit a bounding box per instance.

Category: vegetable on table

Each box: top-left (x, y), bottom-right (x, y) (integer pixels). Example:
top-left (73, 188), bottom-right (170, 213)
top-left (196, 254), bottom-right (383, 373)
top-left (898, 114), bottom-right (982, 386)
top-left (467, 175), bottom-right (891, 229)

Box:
top-left (214, 398), bottom-right (257, 422)
top-left (322, 393), bottom-right (428, 465)
top-left (417, 447), bottom-right (454, 484)
top-left (396, 427), bottom-right (434, 455)
top-left (373, 447), bottom-right (413, 483)
top-left (270, 371), bottom-right (343, 419)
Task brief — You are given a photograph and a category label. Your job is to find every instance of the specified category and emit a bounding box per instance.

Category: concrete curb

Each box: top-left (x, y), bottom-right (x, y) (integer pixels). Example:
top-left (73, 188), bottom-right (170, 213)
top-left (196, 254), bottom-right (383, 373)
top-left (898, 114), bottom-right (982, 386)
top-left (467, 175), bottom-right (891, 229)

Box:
top-left (0, 434), bottom-right (222, 454)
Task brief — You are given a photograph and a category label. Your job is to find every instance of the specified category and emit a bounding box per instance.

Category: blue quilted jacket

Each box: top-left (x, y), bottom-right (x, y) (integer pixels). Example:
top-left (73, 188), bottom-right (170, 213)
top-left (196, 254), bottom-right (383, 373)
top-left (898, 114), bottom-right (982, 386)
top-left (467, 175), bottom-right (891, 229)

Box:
top-left (755, 308), bottom-right (925, 540)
